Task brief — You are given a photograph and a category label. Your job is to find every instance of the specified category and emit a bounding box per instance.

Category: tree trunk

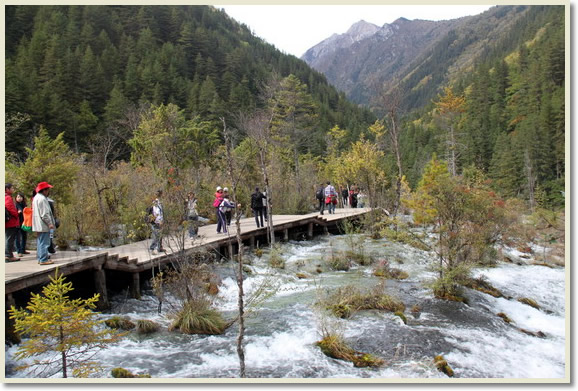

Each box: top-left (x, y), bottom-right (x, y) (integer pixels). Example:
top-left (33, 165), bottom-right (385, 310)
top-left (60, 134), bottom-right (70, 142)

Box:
top-left (222, 118), bottom-right (246, 378)
top-left (60, 325), bottom-right (67, 378)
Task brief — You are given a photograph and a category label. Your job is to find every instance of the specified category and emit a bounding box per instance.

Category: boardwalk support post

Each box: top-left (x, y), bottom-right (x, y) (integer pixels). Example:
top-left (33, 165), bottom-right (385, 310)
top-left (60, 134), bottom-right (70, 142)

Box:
top-left (283, 229), bottom-right (289, 242)
top-left (94, 266), bottom-right (109, 310)
top-left (130, 272), bottom-right (141, 300)
top-left (308, 223), bottom-right (314, 239)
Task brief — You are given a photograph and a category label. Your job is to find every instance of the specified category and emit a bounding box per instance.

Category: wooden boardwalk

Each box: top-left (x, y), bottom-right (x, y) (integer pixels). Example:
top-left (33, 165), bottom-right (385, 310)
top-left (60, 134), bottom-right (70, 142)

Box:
top-left (4, 208), bottom-right (371, 308)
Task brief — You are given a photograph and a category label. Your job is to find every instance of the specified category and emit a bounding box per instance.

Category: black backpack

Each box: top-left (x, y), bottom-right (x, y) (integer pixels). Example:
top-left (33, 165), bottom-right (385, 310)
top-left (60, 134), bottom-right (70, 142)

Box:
top-left (5, 208), bottom-right (11, 222)
top-left (315, 188), bottom-right (324, 200)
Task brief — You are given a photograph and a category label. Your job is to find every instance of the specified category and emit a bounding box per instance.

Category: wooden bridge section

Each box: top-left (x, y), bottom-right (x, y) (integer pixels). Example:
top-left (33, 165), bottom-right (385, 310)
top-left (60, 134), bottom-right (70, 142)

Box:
top-left (4, 208), bottom-right (371, 309)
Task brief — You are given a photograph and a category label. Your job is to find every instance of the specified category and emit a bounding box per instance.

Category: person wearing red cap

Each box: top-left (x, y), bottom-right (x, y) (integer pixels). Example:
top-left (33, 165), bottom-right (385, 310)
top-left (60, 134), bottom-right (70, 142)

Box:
top-left (5, 183), bottom-right (20, 262)
top-left (32, 182), bottom-right (56, 265)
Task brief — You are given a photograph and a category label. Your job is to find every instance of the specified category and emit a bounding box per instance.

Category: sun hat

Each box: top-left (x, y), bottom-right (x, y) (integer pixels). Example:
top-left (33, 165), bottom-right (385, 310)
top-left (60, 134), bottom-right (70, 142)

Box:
top-left (35, 182), bottom-right (53, 193)
top-left (216, 186), bottom-right (222, 191)
top-left (223, 187), bottom-right (229, 192)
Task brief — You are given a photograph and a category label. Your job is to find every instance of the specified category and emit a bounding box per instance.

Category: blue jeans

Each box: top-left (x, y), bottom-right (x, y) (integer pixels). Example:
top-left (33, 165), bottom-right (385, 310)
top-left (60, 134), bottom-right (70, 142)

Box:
top-left (36, 231), bottom-right (51, 263)
top-left (326, 202), bottom-right (335, 214)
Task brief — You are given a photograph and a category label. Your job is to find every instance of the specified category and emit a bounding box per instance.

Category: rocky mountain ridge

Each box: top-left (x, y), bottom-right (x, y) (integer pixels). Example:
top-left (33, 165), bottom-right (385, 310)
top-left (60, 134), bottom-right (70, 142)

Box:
top-left (301, 6), bottom-right (530, 112)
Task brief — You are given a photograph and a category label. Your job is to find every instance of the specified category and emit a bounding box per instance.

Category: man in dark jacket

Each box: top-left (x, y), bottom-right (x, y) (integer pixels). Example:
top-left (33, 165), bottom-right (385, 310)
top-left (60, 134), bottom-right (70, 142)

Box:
top-left (251, 187), bottom-right (266, 228)
top-left (5, 183), bottom-right (20, 262)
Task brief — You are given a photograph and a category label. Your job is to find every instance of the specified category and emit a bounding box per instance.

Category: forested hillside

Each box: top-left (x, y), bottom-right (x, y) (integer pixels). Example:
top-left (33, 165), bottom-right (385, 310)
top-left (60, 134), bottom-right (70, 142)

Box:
top-left (397, 5), bottom-right (565, 208)
top-left (5, 5), bottom-right (375, 156)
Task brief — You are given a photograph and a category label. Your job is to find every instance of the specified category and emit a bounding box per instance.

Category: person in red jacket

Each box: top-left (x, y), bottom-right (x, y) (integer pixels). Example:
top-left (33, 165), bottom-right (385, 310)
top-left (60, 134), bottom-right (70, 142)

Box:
top-left (5, 183), bottom-right (20, 262)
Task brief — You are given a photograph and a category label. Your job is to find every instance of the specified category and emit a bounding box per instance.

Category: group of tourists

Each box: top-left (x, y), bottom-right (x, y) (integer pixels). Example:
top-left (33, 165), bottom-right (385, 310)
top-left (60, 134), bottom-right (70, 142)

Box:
top-left (211, 185), bottom-right (269, 234)
top-left (315, 182), bottom-right (366, 215)
top-left (5, 181), bottom-right (58, 265)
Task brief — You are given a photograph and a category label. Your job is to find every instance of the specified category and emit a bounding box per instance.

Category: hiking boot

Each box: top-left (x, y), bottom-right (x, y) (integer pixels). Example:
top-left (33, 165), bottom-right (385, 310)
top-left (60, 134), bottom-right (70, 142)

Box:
top-left (38, 260), bottom-right (54, 265)
top-left (5, 257), bottom-right (20, 263)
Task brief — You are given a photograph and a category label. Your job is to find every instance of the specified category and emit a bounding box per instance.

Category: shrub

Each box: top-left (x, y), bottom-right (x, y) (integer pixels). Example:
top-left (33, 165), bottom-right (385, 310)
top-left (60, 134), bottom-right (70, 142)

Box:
top-left (373, 259), bottom-right (409, 280)
top-left (136, 319), bottom-right (160, 334)
top-left (327, 254), bottom-right (351, 271)
top-left (169, 300), bottom-right (227, 335)
top-left (318, 284), bottom-right (405, 319)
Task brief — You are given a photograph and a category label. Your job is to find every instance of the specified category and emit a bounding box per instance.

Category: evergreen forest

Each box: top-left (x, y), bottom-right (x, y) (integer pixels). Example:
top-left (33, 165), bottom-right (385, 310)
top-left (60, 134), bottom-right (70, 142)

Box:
top-left (4, 4), bottom-right (566, 249)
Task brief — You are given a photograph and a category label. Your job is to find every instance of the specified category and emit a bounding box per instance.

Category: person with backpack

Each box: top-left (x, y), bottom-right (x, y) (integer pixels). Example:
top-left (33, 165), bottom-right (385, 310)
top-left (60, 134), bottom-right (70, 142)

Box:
top-left (324, 181), bottom-right (337, 214)
top-left (32, 182), bottom-right (56, 265)
top-left (5, 183), bottom-right (20, 263)
top-left (217, 195), bottom-right (239, 234)
top-left (316, 184), bottom-right (325, 215)
top-left (223, 187), bottom-right (232, 226)
top-left (251, 187), bottom-right (266, 228)
top-left (148, 190), bottom-right (165, 255)
top-left (15, 192), bottom-right (30, 257)
top-left (213, 186), bottom-right (224, 227)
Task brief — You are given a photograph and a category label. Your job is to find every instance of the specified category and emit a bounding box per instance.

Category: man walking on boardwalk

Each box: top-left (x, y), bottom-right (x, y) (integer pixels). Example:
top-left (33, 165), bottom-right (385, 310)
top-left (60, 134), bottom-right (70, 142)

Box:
top-left (32, 182), bottom-right (56, 265)
top-left (149, 190), bottom-right (165, 255)
top-left (251, 187), bottom-right (266, 227)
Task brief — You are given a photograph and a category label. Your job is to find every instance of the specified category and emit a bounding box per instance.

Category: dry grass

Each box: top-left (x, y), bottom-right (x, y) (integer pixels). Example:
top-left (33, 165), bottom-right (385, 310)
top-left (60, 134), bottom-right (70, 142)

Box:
top-left (169, 300), bottom-right (227, 335)
top-left (105, 316), bottom-right (136, 330)
top-left (318, 284), bottom-right (405, 319)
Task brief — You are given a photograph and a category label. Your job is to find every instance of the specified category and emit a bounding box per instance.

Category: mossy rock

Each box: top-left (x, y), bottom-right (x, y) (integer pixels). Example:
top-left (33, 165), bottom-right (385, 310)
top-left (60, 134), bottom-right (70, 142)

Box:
top-left (242, 265), bottom-right (253, 274)
top-left (316, 267), bottom-right (323, 274)
top-left (269, 256), bottom-right (285, 269)
top-left (111, 367), bottom-right (151, 378)
top-left (434, 355), bottom-right (454, 377)
top-left (394, 311), bottom-right (407, 325)
top-left (136, 319), bottom-right (160, 334)
top-left (497, 312), bottom-right (513, 324)
top-left (254, 248), bottom-right (263, 257)
top-left (519, 328), bottom-right (546, 338)
top-left (463, 277), bottom-right (503, 298)
top-left (518, 297), bottom-right (540, 310)
top-left (411, 304), bottom-right (421, 313)
top-left (296, 272), bottom-right (309, 279)
top-left (316, 334), bottom-right (384, 368)
top-left (105, 316), bottom-right (136, 330)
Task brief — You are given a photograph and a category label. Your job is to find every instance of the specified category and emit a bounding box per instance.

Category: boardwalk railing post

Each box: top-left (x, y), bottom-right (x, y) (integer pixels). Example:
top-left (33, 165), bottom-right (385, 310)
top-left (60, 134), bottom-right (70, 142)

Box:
top-left (94, 266), bottom-right (110, 310)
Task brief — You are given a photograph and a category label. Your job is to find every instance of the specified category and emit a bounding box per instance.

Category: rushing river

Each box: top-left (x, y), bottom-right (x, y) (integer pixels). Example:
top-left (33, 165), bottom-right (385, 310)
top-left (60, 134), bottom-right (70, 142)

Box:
top-left (5, 233), bottom-right (566, 380)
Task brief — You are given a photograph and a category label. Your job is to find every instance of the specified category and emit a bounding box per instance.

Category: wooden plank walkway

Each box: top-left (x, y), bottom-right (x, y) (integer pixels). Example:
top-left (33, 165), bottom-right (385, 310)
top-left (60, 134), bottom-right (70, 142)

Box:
top-left (4, 208), bottom-right (371, 301)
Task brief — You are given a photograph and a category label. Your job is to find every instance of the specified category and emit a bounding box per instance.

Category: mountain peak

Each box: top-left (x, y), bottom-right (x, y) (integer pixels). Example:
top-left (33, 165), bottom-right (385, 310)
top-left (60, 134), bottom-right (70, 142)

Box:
top-left (345, 20), bottom-right (380, 41)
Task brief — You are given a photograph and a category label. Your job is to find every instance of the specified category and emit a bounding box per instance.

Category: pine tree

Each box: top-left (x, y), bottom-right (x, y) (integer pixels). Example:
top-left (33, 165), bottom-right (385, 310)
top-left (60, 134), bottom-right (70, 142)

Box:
top-left (8, 271), bottom-right (124, 378)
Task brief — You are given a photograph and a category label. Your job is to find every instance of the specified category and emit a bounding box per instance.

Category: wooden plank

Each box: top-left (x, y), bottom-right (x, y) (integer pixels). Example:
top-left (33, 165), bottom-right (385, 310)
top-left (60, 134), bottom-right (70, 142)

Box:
top-left (5, 208), bottom-right (371, 295)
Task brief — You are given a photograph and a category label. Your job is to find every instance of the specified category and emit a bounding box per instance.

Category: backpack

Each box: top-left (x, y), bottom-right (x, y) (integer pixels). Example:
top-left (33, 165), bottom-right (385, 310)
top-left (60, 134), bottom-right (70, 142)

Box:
top-left (144, 205), bottom-right (155, 224)
top-left (213, 197), bottom-right (222, 208)
top-left (21, 207), bottom-right (33, 231)
top-left (5, 208), bottom-right (11, 222)
top-left (315, 189), bottom-right (324, 200)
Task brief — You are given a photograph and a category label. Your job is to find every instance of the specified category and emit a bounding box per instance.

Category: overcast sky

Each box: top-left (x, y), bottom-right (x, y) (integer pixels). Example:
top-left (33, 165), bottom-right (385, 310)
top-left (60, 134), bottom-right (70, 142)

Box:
top-left (217, 5), bottom-right (495, 57)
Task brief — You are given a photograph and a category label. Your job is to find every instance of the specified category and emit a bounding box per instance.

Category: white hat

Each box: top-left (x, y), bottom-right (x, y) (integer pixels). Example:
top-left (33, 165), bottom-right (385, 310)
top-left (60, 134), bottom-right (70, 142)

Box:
top-left (223, 187), bottom-right (229, 192)
top-left (216, 186), bottom-right (222, 191)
